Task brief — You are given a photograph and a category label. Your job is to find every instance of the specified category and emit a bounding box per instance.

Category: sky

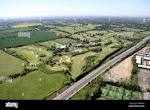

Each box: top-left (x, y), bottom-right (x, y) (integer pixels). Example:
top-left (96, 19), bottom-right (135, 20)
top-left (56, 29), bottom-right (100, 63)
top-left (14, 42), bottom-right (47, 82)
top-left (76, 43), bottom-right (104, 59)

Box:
top-left (0, 0), bottom-right (150, 18)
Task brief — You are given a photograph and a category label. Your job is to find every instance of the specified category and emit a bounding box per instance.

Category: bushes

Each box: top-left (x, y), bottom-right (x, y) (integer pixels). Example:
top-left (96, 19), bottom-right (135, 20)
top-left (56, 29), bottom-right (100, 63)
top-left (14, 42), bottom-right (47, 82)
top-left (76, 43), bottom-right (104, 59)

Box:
top-left (82, 55), bottom-right (99, 73)
top-left (130, 56), bottom-right (139, 87)
top-left (71, 76), bottom-right (103, 100)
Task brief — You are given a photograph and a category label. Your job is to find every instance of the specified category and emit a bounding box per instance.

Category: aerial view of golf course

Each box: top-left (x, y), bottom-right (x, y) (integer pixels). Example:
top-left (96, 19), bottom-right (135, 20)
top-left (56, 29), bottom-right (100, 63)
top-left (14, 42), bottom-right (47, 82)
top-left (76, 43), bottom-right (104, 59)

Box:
top-left (0, 0), bottom-right (150, 103)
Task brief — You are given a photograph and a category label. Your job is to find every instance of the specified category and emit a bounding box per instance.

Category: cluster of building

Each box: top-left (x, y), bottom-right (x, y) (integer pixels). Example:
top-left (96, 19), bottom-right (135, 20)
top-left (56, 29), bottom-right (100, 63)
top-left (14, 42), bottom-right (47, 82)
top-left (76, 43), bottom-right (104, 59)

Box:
top-left (71, 40), bottom-right (101, 47)
top-left (53, 40), bottom-right (101, 54)
top-left (136, 48), bottom-right (150, 69)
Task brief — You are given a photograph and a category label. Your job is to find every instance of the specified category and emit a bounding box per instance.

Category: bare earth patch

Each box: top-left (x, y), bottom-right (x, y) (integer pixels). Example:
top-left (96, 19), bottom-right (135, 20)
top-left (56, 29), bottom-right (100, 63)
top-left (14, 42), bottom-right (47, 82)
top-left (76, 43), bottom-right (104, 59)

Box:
top-left (103, 56), bottom-right (133, 82)
top-left (138, 69), bottom-right (150, 91)
top-left (143, 92), bottom-right (150, 100)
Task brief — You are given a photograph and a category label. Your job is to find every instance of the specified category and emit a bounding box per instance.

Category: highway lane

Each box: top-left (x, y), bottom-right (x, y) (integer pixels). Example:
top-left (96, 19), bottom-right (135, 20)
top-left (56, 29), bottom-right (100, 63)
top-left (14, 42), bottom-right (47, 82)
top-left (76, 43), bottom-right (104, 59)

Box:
top-left (53, 36), bottom-right (150, 100)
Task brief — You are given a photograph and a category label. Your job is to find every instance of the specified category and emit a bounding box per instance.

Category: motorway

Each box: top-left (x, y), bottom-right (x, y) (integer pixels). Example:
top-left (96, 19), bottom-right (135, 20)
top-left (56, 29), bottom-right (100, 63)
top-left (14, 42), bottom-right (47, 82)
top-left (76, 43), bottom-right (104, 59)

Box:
top-left (53, 36), bottom-right (150, 100)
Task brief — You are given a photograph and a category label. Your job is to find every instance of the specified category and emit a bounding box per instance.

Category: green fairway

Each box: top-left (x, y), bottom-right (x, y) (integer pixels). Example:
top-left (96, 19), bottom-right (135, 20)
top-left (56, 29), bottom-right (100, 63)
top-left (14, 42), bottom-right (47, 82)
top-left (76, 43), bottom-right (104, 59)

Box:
top-left (71, 52), bottom-right (98, 79)
top-left (10, 45), bottom-right (53, 65)
top-left (0, 50), bottom-right (25, 77)
top-left (39, 41), bottom-right (63, 49)
top-left (0, 70), bottom-right (66, 99)
top-left (54, 38), bottom-right (75, 45)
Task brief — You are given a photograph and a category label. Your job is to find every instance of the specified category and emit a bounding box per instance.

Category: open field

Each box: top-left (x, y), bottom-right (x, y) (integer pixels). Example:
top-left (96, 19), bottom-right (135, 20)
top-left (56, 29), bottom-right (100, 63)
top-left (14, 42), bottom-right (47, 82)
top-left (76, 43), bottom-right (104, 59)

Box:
top-left (9, 45), bottom-right (53, 65)
top-left (0, 50), bottom-right (25, 77)
top-left (71, 52), bottom-right (99, 79)
top-left (39, 41), bottom-right (63, 49)
top-left (0, 27), bottom-right (33, 35)
top-left (103, 56), bottom-right (133, 83)
top-left (12, 23), bottom-right (42, 28)
top-left (0, 31), bottom-right (58, 48)
top-left (44, 65), bottom-right (67, 74)
top-left (54, 38), bottom-right (75, 45)
top-left (56, 26), bottom-right (76, 34)
top-left (0, 70), bottom-right (67, 99)
top-left (50, 29), bottom-right (70, 37)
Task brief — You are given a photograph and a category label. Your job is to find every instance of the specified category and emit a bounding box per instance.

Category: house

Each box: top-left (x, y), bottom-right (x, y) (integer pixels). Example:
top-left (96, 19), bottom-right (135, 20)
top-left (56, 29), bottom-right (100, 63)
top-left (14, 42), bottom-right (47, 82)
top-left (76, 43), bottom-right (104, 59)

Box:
top-left (53, 45), bottom-right (67, 54)
top-left (71, 40), bottom-right (99, 48)
top-left (136, 54), bottom-right (142, 64)
top-left (135, 48), bottom-right (150, 69)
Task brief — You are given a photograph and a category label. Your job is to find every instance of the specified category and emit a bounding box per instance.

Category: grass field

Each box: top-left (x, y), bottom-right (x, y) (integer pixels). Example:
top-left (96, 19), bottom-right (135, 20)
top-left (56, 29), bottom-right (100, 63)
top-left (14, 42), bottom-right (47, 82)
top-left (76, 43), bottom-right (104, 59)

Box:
top-left (0, 70), bottom-right (67, 99)
top-left (10, 45), bottom-right (53, 65)
top-left (0, 27), bottom-right (33, 35)
top-left (0, 50), bottom-right (25, 77)
top-left (71, 52), bottom-right (98, 79)
top-left (50, 29), bottom-right (70, 37)
top-left (39, 41), bottom-right (63, 49)
top-left (0, 31), bottom-right (58, 48)
top-left (54, 38), bottom-right (75, 45)
top-left (12, 23), bottom-right (42, 28)
top-left (56, 26), bottom-right (77, 34)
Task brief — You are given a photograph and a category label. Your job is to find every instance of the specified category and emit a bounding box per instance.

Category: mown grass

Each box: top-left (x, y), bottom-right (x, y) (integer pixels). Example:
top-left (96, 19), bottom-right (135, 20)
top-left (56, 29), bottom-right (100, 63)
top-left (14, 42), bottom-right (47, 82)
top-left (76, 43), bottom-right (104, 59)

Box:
top-left (71, 52), bottom-right (98, 79)
top-left (9, 45), bottom-right (53, 65)
top-left (0, 70), bottom-right (67, 99)
top-left (54, 38), bottom-right (75, 45)
top-left (0, 50), bottom-right (25, 77)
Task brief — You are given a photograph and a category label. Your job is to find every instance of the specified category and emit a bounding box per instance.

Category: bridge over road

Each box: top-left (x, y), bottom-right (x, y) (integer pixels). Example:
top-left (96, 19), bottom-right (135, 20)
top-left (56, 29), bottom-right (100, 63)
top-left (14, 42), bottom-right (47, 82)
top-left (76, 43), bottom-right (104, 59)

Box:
top-left (53, 36), bottom-right (150, 100)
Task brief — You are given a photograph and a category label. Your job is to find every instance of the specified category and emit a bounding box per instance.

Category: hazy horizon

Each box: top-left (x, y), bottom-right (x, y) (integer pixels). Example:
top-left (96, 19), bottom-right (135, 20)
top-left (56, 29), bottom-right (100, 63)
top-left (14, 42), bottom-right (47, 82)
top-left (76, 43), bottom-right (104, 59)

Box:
top-left (0, 0), bottom-right (150, 18)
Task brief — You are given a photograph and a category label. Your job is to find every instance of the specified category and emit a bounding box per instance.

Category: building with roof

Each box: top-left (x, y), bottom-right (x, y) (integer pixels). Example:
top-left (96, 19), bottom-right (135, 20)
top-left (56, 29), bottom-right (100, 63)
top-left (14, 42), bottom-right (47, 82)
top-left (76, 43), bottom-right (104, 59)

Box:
top-left (135, 47), bottom-right (150, 69)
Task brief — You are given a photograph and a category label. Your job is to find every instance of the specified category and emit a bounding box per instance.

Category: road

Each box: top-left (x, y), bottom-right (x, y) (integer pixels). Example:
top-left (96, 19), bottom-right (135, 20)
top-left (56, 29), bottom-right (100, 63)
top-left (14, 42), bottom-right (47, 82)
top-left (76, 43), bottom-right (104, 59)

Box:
top-left (53, 36), bottom-right (150, 100)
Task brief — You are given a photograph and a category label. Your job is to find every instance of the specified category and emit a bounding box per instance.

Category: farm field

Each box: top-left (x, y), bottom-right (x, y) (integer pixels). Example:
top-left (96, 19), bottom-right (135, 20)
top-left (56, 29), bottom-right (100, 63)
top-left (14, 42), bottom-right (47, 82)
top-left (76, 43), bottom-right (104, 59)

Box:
top-left (0, 31), bottom-right (58, 48)
top-left (0, 70), bottom-right (67, 99)
top-left (0, 50), bottom-right (25, 77)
